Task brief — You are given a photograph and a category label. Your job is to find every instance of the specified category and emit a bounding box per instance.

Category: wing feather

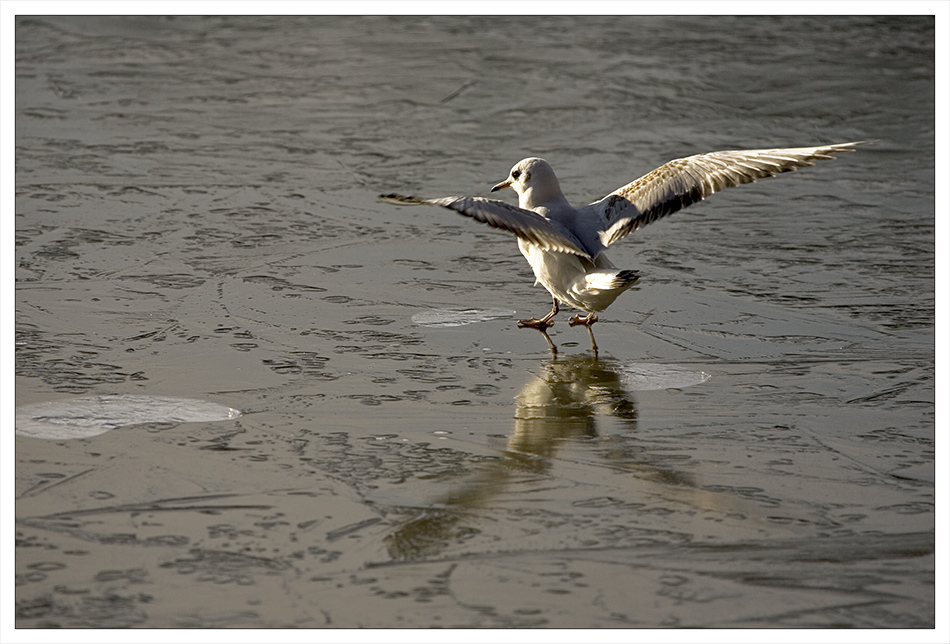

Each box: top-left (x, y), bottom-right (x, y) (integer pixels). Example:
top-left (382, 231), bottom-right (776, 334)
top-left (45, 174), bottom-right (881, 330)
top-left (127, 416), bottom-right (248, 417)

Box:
top-left (589, 141), bottom-right (866, 247)
top-left (380, 193), bottom-right (592, 259)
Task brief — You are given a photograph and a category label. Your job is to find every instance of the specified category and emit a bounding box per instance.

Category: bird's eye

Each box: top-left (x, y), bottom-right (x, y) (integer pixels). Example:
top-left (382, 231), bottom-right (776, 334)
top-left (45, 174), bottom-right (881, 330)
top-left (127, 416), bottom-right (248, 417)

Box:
top-left (511, 170), bottom-right (521, 180)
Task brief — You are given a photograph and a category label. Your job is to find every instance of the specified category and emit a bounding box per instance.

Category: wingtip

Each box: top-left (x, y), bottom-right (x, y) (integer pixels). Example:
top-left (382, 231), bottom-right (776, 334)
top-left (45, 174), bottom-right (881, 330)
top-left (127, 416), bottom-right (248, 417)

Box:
top-left (810, 140), bottom-right (872, 159)
top-left (379, 193), bottom-right (426, 206)
top-left (836, 140), bottom-right (875, 151)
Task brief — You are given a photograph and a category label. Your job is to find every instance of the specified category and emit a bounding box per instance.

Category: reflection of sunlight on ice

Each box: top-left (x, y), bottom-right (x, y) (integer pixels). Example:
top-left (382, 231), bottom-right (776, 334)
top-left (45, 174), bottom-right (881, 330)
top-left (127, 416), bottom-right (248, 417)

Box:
top-left (16, 395), bottom-right (241, 440)
top-left (621, 363), bottom-right (711, 391)
top-left (412, 308), bottom-right (515, 327)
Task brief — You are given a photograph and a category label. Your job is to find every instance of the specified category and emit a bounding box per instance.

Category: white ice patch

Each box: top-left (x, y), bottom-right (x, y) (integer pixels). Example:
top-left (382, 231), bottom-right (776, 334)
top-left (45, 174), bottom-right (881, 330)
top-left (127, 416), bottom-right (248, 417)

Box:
top-left (16, 395), bottom-right (242, 440)
top-left (621, 363), bottom-right (711, 391)
top-left (412, 308), bottom-right (515, 328)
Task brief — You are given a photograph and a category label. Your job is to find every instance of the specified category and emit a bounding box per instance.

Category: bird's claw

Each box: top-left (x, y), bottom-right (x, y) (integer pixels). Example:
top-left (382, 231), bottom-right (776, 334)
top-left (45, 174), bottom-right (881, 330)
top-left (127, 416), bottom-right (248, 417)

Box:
top-left (568, 314), bottom-right (599, 327)
top-left (517, 317), bottom-right (555, 330)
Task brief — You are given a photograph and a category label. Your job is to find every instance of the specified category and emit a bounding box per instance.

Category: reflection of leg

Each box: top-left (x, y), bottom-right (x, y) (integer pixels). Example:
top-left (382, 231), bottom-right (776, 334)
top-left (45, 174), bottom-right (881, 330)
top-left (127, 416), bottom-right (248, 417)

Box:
top-left (518, 298), bottom-right (559, 331)
top-left (568, 313), bottom-right (599, 355)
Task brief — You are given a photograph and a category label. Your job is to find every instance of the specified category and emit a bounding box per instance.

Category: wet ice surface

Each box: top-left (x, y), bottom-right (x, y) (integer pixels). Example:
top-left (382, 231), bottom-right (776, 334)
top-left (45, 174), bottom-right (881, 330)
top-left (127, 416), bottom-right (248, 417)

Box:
top-left (13, 16), bottom-right (935, 629)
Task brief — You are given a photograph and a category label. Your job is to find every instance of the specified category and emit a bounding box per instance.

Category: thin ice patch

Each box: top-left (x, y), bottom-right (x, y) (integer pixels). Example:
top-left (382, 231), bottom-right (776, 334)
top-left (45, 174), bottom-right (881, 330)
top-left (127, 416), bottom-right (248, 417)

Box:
top-left (412, 308), bottom-right (515, 328)
top-left (621, 363), bottom-right (711, 391)
top-left (16, 395), bottom-right (242, 440)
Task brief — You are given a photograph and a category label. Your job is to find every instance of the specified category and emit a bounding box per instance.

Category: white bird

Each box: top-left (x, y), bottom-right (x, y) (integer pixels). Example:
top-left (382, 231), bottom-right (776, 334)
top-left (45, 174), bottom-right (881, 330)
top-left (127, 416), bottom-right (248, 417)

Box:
top-left (382, 142), bottom-right (864, 353)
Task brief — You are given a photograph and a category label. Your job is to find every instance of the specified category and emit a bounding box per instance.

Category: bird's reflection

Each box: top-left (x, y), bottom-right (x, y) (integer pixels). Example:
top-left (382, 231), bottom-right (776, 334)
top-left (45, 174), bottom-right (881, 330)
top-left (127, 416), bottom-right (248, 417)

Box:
top-left (384, 354), bottom-right (692, 561)
top-left (507, 352), bottom-right (637, 467)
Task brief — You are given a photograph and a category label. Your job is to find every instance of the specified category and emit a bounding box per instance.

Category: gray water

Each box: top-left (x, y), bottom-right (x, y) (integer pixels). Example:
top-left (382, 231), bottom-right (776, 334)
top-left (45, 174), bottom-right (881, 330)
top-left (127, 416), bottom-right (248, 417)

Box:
top-left (14, 15), bottom-right (935, 629)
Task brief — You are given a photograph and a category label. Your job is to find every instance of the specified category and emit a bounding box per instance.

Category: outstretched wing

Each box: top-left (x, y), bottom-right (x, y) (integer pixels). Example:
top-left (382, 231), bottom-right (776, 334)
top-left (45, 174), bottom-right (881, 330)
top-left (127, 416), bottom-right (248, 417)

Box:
top-left (585, 141), bottom-right (866, 247)
top-left (380, 193), bottom-right (593, 259)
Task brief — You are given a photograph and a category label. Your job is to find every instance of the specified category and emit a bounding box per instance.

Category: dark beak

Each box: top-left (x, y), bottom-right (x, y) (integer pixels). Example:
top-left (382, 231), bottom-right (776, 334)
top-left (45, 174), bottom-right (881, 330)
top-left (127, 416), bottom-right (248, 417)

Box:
top-left (491, 178), bottom-right (512, 192)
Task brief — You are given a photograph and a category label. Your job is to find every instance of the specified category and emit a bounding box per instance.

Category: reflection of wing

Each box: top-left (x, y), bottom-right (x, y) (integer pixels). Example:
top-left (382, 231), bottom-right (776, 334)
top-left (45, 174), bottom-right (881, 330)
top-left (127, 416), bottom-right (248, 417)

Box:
top-left (582, 142), bottom-right (866, 247)
top-left (380, 193), bottom-right (592, 259)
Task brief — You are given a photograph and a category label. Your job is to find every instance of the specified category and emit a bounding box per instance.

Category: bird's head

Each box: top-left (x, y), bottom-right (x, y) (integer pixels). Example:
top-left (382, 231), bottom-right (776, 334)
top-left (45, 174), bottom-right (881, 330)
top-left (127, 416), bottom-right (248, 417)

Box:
top-left (491, 157), bottom-right (564, 210)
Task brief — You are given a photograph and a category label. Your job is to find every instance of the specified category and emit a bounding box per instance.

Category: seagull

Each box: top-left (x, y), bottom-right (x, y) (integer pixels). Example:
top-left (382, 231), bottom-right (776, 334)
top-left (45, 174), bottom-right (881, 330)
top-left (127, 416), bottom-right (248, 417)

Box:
top-left (382, 142), bottom-right (865, 353)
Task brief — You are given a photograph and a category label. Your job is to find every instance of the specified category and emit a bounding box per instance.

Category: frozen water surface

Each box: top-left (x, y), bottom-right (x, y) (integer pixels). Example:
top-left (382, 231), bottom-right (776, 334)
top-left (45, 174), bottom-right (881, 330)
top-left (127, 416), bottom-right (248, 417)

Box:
top-left (12, 15), bottom-right (935, 631)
